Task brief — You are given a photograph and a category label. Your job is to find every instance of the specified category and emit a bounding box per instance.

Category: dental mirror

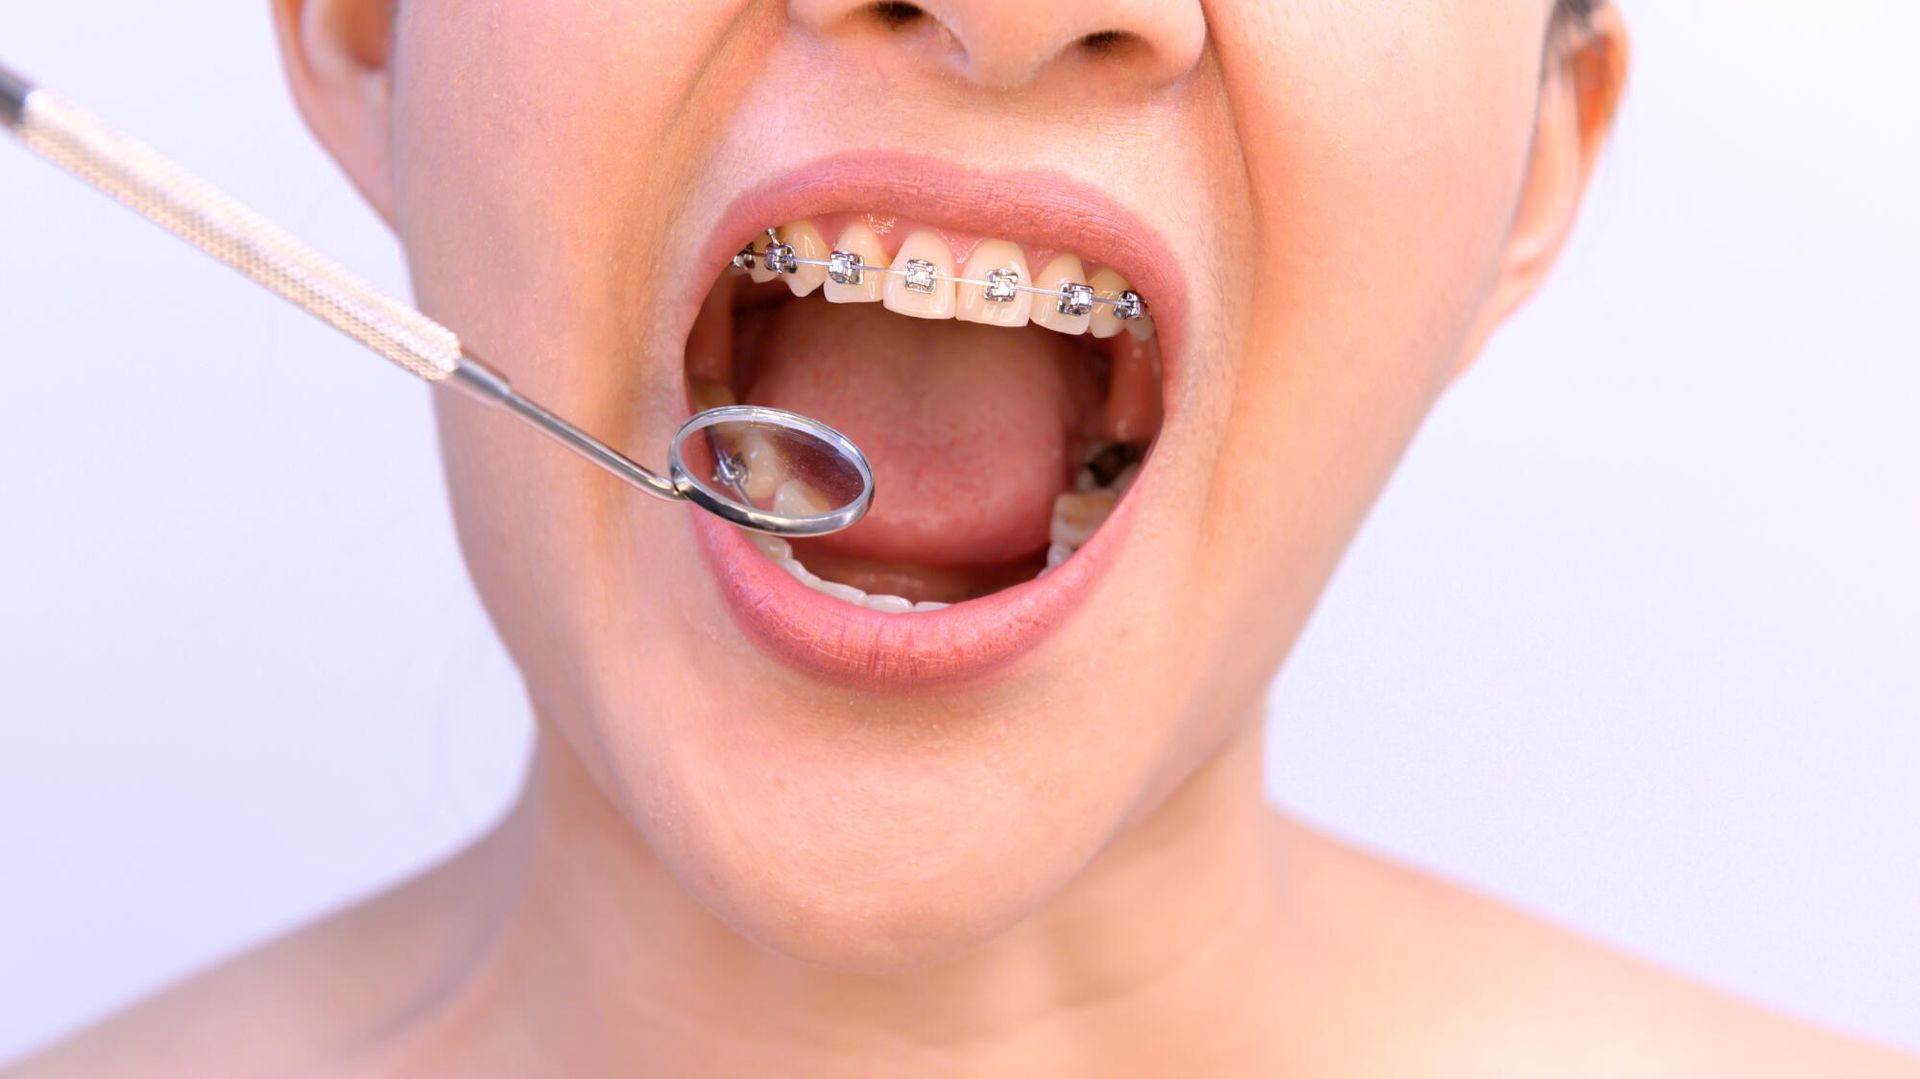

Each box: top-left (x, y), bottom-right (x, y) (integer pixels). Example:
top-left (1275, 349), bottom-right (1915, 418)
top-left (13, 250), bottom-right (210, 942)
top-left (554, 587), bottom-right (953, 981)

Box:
top-left (671, 407), bottom-right (873, 536)
top-left (0, 62), bottom-right (873, 538)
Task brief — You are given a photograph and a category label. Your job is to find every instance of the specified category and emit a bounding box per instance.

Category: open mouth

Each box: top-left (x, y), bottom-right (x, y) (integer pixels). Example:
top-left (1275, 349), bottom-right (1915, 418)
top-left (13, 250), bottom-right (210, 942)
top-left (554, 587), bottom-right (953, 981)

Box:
top-left (683, 212), bottom-right (1164, 613)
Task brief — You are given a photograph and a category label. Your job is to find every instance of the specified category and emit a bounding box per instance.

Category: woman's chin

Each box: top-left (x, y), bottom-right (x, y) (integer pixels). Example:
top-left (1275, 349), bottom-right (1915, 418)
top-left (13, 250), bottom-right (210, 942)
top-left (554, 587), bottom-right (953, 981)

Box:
top-left (596, 719), bottom-right (1122, 973)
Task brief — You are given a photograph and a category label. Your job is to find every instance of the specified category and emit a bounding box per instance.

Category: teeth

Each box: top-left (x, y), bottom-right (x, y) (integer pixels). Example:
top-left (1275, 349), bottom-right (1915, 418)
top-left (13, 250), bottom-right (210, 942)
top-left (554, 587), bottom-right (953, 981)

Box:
top-left (772, 478), bottom-right (829, 518)
top-left (955, 239), bottom-right (1032, 328)
top-left (1030, 254), bottom-right (1093, 335)
top-left (883, 230), bottom-right (957, 320)
top-left (743, 447), bottom-right (1140, 610)
top-left (728, 425), bottom-right (788, 502)
top-left (1087, 268), bottom-right (1131, 339)
top-left (1050, 489), bottom-right (1117, 548)
top-left (775, 220), bottom-right (830, 297)
top-left (758, 536), bottom-right (949, 614)
top-left (748, 229), bottom-right (783, 285)
top-left (689, 376), bottom-right (736, 411)
top-left (824, 223), bottom-right (889, 304)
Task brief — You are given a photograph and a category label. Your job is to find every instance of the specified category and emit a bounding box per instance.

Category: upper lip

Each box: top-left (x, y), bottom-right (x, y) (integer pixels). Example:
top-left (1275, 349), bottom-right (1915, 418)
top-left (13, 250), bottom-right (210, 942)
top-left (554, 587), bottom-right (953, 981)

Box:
top-left (676, 151), bottom-right (1187, 688)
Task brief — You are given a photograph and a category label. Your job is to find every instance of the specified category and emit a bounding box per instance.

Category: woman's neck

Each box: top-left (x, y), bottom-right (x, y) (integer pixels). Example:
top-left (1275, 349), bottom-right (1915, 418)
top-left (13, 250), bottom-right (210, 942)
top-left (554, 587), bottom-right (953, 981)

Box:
top-left (399, 713), bottom-right (1293, 1075)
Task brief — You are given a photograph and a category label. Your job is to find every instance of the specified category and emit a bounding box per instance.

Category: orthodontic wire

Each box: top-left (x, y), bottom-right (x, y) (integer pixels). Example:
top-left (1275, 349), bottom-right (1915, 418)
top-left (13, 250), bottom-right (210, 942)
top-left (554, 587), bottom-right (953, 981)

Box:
top-left (735, 229), bottom-right (1150, 320)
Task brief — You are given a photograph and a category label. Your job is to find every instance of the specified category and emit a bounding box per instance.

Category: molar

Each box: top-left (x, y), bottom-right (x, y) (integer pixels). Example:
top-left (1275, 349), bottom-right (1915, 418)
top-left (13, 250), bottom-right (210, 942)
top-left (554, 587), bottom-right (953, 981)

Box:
top-left (689, 376), bottom-right (736, 411)
top-left (775, 220), bottom-right (830, 297)
top-left (882, 230), bottom-right (957, 320)
top-left (955, 239), bottom-right (1032, 328)
top-left (1031, 253), bottom-right (1092, 335)
top-left (772, 478), bottom-right (830, 518)
top-left (1087, 268), bottom-right (1132, 339)
top-left (824, 223), bottom-right (889, 304)
top-left (1050, 489), bottom-right (1117, 548)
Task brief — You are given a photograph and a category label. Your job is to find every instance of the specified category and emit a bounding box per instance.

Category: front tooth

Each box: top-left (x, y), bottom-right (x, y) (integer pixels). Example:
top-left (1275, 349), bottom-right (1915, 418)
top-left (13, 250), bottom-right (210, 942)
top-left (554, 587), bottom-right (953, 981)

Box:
top-left (1045, 542), bottom-right (1074, 569)
top-left (1031, 254), bottom-right (1092, 335)
top-left (955, 239), bottom-right (1032, 328)
top-left (781, 557), bottom-right (822, 587)
top-left (1050, 489), bottom-right (1117, 548)
top-left (812, 577), bottom-right (867, 604)
top-left (1087, 268), bottom-right (1132, 339)
top-left (862, 593), bottom-right (913, 614)
top-left (824, 223), bottom-right (889, 304)
top-left (752, 534), bottom-right (792, 560)
top-left (775, 220), bottom-right (830, 297)
top-left (912, 600), bottom-right (951, 612)
top-left (883, 230), bottom-right (957, 320)
top-left (1125, 309), bottom-right (1156, 342)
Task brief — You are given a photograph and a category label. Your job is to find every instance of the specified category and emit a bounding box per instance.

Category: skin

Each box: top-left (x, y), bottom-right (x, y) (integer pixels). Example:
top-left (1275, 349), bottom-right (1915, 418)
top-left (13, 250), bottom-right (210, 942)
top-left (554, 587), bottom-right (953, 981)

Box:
top-left (11, 1), bottom-right (1918, 1075)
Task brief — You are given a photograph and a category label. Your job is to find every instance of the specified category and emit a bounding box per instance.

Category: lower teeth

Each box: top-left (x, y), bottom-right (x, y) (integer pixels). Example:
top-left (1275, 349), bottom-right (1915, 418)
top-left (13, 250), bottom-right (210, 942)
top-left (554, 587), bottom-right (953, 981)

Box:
top-left (752, 441), bottom-right (1145, 611)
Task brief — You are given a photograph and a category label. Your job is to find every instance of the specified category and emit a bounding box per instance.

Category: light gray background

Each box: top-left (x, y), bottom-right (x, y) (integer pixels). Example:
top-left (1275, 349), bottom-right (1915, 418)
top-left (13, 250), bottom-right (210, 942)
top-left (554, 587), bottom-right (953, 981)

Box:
top-left (2, 1), bottom-right (1915, 1062)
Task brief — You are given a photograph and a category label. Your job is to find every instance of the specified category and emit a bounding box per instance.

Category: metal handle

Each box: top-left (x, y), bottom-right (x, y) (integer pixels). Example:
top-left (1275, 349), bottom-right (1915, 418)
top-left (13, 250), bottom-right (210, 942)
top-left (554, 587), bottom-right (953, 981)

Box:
top-left (3, 75), bottom-right (462, 382)
top-left (0, 61), bottom-right (685, 503)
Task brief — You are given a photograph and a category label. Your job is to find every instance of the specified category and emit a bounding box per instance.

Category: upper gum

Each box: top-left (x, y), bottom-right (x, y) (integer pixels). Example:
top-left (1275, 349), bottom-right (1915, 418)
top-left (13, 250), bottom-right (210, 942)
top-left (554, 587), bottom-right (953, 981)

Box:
top-left (770, 211), bottom-right (1129, 287)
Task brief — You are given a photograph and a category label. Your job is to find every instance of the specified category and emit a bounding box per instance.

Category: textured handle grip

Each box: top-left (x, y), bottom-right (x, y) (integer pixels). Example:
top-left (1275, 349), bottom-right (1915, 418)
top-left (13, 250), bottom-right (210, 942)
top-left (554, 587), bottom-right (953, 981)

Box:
top-left (14, 90), bottom-right (462, 381)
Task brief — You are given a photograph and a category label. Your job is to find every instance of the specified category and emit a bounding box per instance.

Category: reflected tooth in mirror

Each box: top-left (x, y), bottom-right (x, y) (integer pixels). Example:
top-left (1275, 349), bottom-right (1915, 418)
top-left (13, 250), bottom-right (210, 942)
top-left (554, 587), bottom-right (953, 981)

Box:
top-left (772, 478), bottom-right (830, 518)
top-left (689, 376), bottom-right (735, 412)
top-left (1050, 489), bottom-right (1117, 548)
top-left (777, 220), bottom-right (830, 297)
top-left (824, 223), bottom-right (890, 304)
top-left (1087, 268), bottom-right (1131, 339)
top-left (1031, 253), bottom-right (1092, 335)
top-left (955, 239), bottom-right (1032, 327)
top-left (728, 425), bottom-right (788, 502)
top-left (883, 230), bottom-right (957, 319)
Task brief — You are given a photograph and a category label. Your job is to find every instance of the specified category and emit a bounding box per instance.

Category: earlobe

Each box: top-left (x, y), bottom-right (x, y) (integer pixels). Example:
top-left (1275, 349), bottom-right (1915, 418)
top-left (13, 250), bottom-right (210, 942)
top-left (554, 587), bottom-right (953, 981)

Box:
top-left (269, 0), bottom-right (400, 224)
top-left (1456, 6), bottom-right (1630, 376)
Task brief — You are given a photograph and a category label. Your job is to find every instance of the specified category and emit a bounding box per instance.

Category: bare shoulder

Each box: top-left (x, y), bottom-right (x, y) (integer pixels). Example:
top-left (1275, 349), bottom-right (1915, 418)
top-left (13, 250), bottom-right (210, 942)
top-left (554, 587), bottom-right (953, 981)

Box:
top-left (1280, 819), bottom-right (1920, 1078)
top-left (2, 829), bottom-right (509, 1079)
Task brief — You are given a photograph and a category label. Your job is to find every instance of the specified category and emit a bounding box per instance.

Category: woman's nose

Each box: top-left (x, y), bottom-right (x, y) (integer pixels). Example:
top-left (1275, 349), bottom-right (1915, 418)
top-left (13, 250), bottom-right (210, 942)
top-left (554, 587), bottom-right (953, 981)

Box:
top-left (787, 0), bottom-right (1206, 92)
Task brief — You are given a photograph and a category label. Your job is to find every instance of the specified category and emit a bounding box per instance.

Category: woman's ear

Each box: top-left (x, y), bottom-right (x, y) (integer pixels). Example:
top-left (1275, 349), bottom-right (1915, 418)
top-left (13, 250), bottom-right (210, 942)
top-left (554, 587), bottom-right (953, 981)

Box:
top-left (1458, 5), bottom-right (1630, 375)
top-left (270, 0), bottom-right (399, 224)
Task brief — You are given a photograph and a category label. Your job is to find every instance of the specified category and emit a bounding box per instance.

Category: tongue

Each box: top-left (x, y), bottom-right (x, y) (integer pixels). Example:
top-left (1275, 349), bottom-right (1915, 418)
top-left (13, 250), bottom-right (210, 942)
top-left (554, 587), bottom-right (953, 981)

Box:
top-left (743, 300), bottom-right (1091, 568)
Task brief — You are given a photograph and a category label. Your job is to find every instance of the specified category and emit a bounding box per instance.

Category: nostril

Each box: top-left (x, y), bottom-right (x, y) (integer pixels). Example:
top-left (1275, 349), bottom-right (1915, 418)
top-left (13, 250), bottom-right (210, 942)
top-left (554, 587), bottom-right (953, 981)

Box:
top-left (1077, 29), bottom-right (1138, 56)
top-left (866, 1), bottom-right (928, 28)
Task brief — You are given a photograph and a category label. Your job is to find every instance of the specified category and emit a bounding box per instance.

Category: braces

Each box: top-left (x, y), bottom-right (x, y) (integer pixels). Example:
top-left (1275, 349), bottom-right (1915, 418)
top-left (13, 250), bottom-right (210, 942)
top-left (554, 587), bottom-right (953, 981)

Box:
top-left (733, 229), bottom-right (1148, 321)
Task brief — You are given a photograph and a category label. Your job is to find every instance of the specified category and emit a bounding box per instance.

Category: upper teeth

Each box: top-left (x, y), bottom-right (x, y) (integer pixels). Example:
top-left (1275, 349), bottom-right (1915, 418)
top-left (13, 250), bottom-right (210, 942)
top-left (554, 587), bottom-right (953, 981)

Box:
top-left (733, 221), bottom-right (1155, 340)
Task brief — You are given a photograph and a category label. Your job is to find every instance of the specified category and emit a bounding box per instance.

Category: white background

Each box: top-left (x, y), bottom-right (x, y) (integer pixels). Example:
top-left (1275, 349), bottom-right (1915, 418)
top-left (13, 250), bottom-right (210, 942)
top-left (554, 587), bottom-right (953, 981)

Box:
top-left (2, 1), bottom-right (1915, 1062)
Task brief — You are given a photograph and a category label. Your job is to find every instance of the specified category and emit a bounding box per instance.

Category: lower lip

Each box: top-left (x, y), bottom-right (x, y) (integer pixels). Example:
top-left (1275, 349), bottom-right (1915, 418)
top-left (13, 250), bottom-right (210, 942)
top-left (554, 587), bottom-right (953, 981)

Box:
top-left (688, 487), bottom-right (1140, 689)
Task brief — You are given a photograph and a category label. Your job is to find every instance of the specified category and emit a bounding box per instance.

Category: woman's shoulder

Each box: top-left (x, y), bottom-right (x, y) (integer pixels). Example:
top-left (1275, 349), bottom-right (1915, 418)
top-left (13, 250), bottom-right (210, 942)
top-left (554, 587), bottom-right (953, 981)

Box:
top-left (3, 832), bottom-right (505, 1079)
top-left (1284, 820), bottom-right (1920, 1078)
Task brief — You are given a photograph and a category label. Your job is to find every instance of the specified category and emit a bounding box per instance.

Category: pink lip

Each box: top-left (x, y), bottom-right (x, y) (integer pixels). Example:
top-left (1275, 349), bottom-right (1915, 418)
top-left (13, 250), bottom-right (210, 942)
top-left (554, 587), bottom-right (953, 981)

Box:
top-left (682, 152), bottom-right (1187, 689)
